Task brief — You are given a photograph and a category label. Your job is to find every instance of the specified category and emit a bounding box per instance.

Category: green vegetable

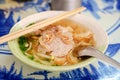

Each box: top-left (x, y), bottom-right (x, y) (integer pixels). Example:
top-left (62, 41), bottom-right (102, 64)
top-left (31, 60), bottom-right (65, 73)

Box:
top-left (18, 36), bottom-right (28, 52)
top-left (44, 58), bottom-right (51, 62)
top-left (28, 55), bottom-right (34, 60)
top-left (26, 23), bottom-right (35, 27)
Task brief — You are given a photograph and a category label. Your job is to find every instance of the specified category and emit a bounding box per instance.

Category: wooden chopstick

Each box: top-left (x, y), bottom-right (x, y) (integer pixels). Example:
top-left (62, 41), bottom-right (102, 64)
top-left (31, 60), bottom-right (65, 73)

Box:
top-left (0, 7), bottom-right (86, 44)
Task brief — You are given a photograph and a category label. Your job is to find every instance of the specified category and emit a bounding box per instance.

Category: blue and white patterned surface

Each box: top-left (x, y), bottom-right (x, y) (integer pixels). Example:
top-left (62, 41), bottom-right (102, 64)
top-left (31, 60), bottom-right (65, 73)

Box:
top-left (0, 0), bottom-right (120, 80)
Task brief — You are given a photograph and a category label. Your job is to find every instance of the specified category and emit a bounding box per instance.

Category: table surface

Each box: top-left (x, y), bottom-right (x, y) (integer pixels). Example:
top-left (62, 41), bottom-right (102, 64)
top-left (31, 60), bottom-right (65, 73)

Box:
top-left (0, 0), bottom-right (120, 80)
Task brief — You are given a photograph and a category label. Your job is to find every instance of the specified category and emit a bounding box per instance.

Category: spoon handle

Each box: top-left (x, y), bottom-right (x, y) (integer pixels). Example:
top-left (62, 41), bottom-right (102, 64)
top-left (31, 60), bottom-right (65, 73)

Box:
top-left (80, 47), bottom-right (120, 69)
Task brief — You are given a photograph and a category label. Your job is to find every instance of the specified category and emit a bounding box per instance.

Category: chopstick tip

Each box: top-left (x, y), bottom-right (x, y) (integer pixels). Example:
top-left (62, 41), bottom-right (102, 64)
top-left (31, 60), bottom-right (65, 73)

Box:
top-left (81, 6), bottom-right (86, 10)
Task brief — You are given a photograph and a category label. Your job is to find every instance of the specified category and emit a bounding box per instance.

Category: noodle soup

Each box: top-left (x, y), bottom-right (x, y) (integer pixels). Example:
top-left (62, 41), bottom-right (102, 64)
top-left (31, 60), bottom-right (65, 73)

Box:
top-left (18, 19), bottom-right (96, 66)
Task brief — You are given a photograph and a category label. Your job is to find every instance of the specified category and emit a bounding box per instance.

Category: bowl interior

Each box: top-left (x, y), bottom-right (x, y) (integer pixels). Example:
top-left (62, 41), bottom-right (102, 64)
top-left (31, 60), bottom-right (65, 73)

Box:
top-left (8, 11), bottom-right (109, 71)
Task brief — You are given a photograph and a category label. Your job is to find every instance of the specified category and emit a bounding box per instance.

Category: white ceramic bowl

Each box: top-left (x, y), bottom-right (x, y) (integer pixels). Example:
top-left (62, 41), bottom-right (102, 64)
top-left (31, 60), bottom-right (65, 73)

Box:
top-left (8, 11), bottom-right (109, 71)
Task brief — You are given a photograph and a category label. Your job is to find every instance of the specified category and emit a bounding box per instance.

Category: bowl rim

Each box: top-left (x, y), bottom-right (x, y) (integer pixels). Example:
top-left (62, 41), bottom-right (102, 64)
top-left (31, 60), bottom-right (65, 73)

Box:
top-left (8, 11), bottom-right (109, 71)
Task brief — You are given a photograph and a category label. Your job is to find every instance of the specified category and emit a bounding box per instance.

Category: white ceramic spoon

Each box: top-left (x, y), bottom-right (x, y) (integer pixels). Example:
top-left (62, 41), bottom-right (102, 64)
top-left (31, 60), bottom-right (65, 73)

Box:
top-left (79, 47), bottom-right (120, 69)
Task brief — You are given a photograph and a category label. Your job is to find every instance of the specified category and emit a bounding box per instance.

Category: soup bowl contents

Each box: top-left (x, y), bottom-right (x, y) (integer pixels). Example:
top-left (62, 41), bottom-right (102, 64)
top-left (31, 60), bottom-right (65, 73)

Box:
top-left (8, 11), bottom-right (108, 71)
top-left (18, 19), bottom-right (95, 66)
